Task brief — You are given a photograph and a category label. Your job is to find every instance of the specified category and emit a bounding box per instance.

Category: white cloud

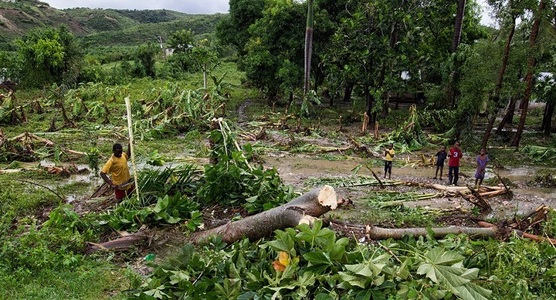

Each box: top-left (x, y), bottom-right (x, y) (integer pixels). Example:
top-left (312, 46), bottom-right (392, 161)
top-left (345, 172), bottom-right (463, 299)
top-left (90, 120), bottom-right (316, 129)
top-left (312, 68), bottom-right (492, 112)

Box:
top-left (41, 0), bottom-right (229, 14)
top-left (477, 0), bottom-right (497, 27)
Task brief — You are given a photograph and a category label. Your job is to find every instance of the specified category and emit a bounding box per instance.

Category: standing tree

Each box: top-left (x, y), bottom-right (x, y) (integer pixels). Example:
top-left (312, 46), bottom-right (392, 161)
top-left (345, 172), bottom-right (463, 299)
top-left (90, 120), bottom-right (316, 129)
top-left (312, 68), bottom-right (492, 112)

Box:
top-left (133, 43), bottom-right (159, 78)
top-left (538, 73), bottom-right (556, 135)
top-left (166, 29), bottom-right (195, 74)
top-left (190, 38), bottom-right (219, 89)
top-left (480, 0), bottom-right (540, 148)
top-left (447, 0), bottom-right (467, 109)
top-left (15, 26), bottom-right (82, 88)
top-left (303, 0), bottom-right (314, 95)
top-left (511, 0), bottom-right (547, 147)
top-left (242, 0), bottom-right (305, 101)
top-left (216, 0), bottom-right (265, 57)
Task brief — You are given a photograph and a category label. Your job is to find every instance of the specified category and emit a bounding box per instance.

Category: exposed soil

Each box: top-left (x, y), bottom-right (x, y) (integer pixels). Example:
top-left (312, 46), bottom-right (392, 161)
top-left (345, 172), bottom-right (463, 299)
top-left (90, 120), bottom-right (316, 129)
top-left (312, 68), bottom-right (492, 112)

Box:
top-left (245, 116), bottom-right (556, 235)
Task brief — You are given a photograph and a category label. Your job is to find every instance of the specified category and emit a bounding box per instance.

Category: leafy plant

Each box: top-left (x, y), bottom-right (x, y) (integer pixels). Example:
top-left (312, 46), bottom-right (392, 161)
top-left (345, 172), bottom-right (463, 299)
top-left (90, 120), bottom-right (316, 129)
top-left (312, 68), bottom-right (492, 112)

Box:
top-left (151, 192), bottom-right (200, 225)
top-left (85, 146), bottom-right (101, 174)
top-left (129, 220), bottom-right (493, 299)
top-left (146, 149), bottom-right (165, 166)
top-left (197, 119), bottom-right (295, 213)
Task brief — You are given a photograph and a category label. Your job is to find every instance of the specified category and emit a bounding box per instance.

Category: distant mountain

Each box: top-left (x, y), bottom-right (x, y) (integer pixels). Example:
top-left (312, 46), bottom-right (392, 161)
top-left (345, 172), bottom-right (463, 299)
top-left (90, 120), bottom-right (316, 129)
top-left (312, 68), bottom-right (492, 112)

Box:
top-left (0, 0), bottom-right (225, 50)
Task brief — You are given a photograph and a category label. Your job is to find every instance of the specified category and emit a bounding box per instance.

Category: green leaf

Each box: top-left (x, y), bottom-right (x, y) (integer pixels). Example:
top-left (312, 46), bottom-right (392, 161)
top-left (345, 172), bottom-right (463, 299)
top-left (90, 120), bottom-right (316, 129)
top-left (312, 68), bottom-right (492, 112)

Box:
top-left (298, 271), bottom-right (316, 287)
top-left (345, 264), bottom-right (373, 277)
top-left (314, 293), bottom-right (335, 300)
top-left (303, 252), bottom-right (333, 266)
top-left (425, 247), bottom-right (465, 266)
top-left (338, 272), bottom-right (369, 289)
top-left (246, 196), bottom-right (258, 203)
top-left (454, 282), bottom-right (492, 300)
top-left (168, 270), bottom-right (190, 285)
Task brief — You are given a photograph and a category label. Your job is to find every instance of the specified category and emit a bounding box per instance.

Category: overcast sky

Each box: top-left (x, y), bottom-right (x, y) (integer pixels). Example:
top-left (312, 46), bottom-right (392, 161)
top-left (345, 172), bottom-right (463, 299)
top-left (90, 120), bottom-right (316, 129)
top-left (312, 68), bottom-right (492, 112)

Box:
top-left (41, 0), bottom-right (495, 26)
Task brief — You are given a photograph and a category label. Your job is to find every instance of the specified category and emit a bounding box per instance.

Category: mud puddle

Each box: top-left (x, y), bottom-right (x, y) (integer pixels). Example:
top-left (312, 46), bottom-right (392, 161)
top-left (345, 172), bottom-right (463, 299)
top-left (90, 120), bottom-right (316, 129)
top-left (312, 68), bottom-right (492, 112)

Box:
top-left (263, 154), bottom-right (556, 221)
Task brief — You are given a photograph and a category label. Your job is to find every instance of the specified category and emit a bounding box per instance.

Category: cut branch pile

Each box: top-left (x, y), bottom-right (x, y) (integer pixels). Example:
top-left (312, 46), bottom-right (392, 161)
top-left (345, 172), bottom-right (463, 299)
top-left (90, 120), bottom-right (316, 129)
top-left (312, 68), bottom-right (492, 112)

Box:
top-left (0, 131), bottom-right (86, 163)
top-left (403, 181), bottom-right (510, 211)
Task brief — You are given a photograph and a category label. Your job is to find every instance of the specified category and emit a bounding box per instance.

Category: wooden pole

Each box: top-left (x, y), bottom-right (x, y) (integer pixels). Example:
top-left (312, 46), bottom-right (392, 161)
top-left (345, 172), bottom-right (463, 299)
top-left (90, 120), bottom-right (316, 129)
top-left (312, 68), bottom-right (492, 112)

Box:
top-left (125, 97), bottom-right (140, 202)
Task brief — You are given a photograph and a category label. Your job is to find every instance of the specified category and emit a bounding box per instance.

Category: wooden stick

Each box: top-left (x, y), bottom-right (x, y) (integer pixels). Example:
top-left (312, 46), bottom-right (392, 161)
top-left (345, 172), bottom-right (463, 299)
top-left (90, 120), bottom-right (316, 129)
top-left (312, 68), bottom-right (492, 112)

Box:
top-left (125, 97), bottom-right (140, 202)
top-left (369, 169), bottom-right (385, 189)
top-left (493, 169), bottom-right (512, 199)
top-left (18, 179), bottom-right (65, 201)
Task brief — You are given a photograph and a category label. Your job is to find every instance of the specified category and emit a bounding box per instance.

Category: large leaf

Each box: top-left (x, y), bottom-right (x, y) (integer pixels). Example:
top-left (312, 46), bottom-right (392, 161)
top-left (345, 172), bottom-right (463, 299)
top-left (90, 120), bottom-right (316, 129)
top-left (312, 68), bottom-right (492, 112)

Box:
top-left (296, 220), bottom-right (336, 249)
top-left (424, 247), bottom-right (465, 266)
top-left (454, 282), bottom-right (492, 300)
top-left (416, 247), bottom-right (492, 299)
top-left (338, 271), bottom-right (369, 289)
top-left (303, 252), bottom-right (333, 266)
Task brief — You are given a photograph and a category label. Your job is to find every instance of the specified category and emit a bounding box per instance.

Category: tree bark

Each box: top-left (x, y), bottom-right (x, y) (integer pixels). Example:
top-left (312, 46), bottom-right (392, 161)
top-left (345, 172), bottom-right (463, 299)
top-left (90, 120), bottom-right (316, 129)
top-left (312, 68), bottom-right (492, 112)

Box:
top-left (496, 95), bottom-right (518, 133)
top-left (303, 0), bottom-right (314, 95)
top-left (343, 83), bottom-right (354, 102)
top-left (190, 185), bottom-right (338, 245)
top-left (541, 100), bottom-right (554, 135)
top-left (447, 0), bottom-right (466, 108)
top-left (511, 0), bottom-right (546, 147)
top-left (481, 13), bottom-right (516, 149)
top-left (86, 232), bottom-right (148, 254)
top-left (452, 0), bottom-right (466, 53)
top-left (367, 225), bottom-right (496, 240)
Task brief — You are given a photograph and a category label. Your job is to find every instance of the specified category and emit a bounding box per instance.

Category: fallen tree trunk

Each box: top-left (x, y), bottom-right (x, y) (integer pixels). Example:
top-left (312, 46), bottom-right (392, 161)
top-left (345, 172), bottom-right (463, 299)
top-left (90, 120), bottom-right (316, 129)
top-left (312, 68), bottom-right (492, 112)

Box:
top-left (365, 225), bottom-right (497, 240)
top-left (86, 231), bottom-right (148, 254)
top-left (190, 185), bottom-right (338, 245)
top-left (333, 220), bottom-right (552, 244)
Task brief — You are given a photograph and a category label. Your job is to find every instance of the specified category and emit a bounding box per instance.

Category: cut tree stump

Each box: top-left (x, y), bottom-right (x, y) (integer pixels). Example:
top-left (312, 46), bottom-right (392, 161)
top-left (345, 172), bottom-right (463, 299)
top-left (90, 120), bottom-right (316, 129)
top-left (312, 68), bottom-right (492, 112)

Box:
top-left (190, 185), bottom-right (339, 245)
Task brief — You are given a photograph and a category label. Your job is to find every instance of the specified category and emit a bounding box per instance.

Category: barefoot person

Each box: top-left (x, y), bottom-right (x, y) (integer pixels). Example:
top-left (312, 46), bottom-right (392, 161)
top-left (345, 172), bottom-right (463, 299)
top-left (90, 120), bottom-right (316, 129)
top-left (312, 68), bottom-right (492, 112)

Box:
top-left (474, 148), bottom-right (489, 188)
top-left (384, 143), bottom-right (395, 179)
top-left (447, 141), bottom-right (463, 186)
top-left (433, 145), bottom-right (447, 180)
top-left (100, 143), bottom-right (134, 201)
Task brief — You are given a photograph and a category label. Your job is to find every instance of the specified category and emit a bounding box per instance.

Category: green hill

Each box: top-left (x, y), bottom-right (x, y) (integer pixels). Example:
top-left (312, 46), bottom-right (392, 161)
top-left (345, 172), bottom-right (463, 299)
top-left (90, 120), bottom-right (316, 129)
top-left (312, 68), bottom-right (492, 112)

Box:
top-left (0, 0), bottom-right (224, 50)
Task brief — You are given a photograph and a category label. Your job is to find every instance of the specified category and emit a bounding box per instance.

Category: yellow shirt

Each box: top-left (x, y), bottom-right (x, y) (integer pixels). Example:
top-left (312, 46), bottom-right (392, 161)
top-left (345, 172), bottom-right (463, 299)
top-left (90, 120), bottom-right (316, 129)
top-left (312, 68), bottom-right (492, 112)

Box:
top-left (101, 153), bottom-right (131, 188)
top-left (385, 149), bottom-right (395, 161)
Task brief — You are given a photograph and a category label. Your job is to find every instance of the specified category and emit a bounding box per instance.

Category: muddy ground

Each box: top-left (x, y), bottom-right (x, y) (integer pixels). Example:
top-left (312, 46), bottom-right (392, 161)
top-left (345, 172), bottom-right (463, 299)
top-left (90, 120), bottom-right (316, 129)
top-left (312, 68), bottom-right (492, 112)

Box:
top-left (265, 144), bottom-right (555, 218)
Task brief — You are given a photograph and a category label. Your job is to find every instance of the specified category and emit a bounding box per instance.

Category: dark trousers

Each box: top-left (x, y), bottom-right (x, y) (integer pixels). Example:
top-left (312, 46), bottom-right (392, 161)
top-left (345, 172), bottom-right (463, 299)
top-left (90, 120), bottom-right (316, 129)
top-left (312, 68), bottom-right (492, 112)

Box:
top-left (448, 166), bottom-right (459, 185)
top-left (384, 161), bottom-right (392, 177)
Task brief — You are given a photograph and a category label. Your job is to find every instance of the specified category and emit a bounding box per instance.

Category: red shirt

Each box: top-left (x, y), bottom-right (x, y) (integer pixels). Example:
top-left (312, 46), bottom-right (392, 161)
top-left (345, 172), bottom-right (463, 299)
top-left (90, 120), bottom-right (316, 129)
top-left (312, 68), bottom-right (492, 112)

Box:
top-left (448, 147), bottom-right (463, 167)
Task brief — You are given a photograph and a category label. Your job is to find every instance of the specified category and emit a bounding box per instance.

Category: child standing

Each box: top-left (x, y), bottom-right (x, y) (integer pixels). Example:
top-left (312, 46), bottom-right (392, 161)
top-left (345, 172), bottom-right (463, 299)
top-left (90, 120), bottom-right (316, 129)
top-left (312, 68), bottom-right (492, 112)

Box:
top-left (384, 143), bottom-right (395, 179)
top-left (474, 148), bottom-right (489, 187)
top-left (448, 141), bottom-right (463, 186)
top-left (433, 145), bottom-right (447, 180)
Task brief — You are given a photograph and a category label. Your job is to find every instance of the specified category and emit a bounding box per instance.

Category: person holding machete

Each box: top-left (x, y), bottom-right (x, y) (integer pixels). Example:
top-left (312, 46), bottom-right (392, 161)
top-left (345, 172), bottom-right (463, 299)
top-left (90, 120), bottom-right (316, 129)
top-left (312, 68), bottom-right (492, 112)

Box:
top-left (100, 143), bottom-right (134, 201)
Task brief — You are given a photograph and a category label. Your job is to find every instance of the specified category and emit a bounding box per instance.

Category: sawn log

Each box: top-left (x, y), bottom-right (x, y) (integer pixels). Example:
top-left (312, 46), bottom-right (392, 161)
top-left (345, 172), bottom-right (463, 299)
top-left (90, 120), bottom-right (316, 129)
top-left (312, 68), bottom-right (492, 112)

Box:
top-left (190, 185), bottom-right (338, 245)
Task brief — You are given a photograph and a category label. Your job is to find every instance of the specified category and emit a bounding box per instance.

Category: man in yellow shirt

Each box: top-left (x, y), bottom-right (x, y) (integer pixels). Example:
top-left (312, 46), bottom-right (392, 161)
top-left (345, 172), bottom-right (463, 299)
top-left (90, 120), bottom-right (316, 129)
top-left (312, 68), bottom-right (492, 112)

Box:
top-left (384, 143), bottom-right (395, 179)
top-left (100, 143), bottom-right (134, 201)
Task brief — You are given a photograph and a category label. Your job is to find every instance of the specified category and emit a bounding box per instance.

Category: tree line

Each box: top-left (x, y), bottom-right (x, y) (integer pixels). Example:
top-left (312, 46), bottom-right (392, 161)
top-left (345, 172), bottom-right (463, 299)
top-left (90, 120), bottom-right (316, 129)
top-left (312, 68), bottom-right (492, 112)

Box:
top-left (216, 0), bottom-right (555, 147)
top-left (0, 0), bottom-right (554, 148)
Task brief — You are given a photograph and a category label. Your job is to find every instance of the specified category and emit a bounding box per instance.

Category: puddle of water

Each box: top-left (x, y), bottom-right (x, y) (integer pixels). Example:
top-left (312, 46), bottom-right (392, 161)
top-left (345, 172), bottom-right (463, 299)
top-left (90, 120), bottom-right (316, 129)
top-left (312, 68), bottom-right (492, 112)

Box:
top-left (263, 155), bottom-right (556, 219)
top-left (23, 155), bottom-right (553, 219)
